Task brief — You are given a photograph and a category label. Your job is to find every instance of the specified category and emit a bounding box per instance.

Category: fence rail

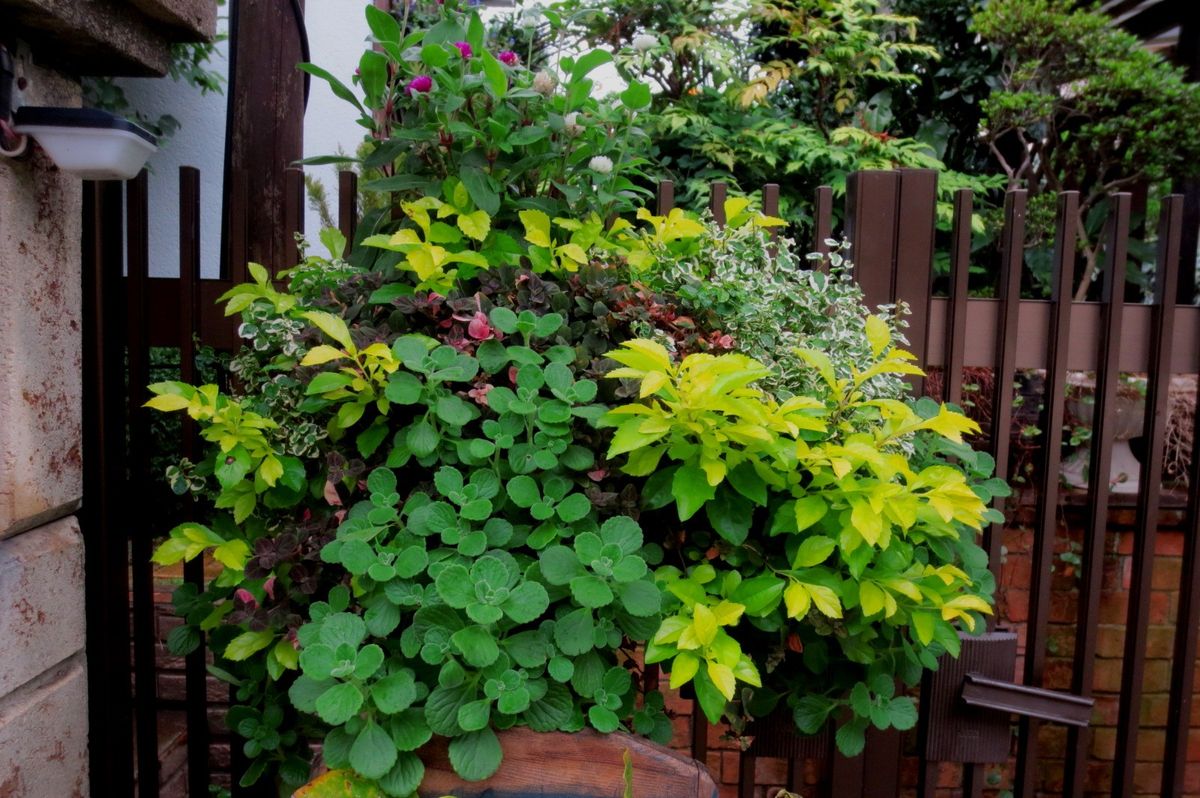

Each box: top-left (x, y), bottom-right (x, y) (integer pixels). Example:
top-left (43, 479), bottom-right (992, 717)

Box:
top-left (81, 165), bottom-right (1200, 797)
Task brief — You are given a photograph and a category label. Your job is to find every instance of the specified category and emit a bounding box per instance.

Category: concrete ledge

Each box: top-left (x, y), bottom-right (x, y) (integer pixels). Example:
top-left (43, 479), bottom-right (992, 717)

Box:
top-left (2, 0), bottom-right (218, 77)
top-left (0, 518), bottom-right (85, 698)
top-left (0, 651), bottom-right (89, 798)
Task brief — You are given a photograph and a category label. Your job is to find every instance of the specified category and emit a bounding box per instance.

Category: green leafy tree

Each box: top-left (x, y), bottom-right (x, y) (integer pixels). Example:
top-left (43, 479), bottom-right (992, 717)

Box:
top-left (974, 0), bottom-right (1200, 299)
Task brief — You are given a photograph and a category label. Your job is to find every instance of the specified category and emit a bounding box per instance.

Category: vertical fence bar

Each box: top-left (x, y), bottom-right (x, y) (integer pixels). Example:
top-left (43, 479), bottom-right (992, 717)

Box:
top-left (1166, 304), bottom-right (1200, 796)
top-left (656, 180), bottom-right (675, 217)
top-left (845, 170), bottom-right (900, 310)
top-left (82, 179), bottom-right (136, 797)
top-left (892, 169), bottom-right (938, 396)
top-left (710, 181), bottom-right (727, 227)
top-left (942, 189), bottom-right (974, 406)
top-left (283, 167), bottom-right (305, 273)
top-left (227, 169), bottom-right (249, 283)
top-left (1163, 276), bottom-right (1200, 797)
top-left (813, 185), bottom-right (833, 259)
top-left (127, 171), bottom-right (160, 798)
top-left (1113, 195), bottom-right (1185, 798)
top-left (1063, 193), bottom-right (1130, 798)
top-left (178, 166), bottom-right (211, 795)
top-left (763, 183), bottom-right (780, 257)
top-left (984, 190), bottom-right (1028, 590)
top-left (1015, 191), bottom-right (1080, 796)
top-left (338, 170), bottom-right (359, 256)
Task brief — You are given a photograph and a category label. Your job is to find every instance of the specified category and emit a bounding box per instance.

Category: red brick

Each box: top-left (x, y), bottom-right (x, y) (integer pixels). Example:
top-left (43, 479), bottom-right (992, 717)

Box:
top-left (1146, 626), bottom-right (1177, 659)
top-left (754, 756), bottom-right (789, 785)
top-left (1049, 590), bottom-right (1079, 623)
top-left (1092, 727), bottom-right (1117, 760)
top-left (1004, 589), bottom-right (1030, 623)
top-left (1157, 532), bottom-right (1185, 557)
top-left (720, 751), bottom-right (740, 783)
top-left (1003, 527), bottom-right (1034, 555)
top-left (1094, 658), bottom-right (1126, 692)
top-left (1002, 553), bottom-right (1032, 588)
top-left (1100, 591), bottom-right (1131, 624)
top-left (670, 716), bottom-right (691, 749)
top-left (1142, 694), bottom-right (1172, 727)
top-left (1149, 590), bottom-right (1175, 624)
top-left (1136, 729), bottom-right (1166, 761)
top-left (1133, 761), bottom-right (1163, 794)
top-left (1094, 696), bottom-right (1121, 725)
top-left (1043, 658), bottom-right (1075, 690)
top-left (1097, 625), bottom-right (1126, 658)
top-left (1154, 557), bottom-right (1183, 590)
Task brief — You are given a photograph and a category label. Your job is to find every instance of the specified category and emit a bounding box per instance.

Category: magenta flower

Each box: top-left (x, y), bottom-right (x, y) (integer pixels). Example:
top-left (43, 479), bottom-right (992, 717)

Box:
top-left (406, 75), bottom-right (433, 95)
top-left (498, 50), bottom-right (519, 66)
top-left (454, 41), bottom-right (473, 59)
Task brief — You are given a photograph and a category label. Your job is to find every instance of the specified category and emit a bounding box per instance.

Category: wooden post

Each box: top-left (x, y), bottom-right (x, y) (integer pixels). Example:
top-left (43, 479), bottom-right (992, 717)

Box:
top-left (223, 0), bottom-right (307, 274)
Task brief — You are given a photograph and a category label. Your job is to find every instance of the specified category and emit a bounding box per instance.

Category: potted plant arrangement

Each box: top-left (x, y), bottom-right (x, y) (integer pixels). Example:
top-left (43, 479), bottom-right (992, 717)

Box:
top-left (146, 3), bottom-right (1004, 795)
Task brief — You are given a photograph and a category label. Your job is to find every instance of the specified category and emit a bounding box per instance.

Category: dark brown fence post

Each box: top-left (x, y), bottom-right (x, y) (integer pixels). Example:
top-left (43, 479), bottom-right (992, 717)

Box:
top-left (126, 170), bottom-right (160, 798)
top-left (1063, 193), bottom-right (1131, 798)
top-left (338, 170), bottom-right (359, 256)
top-left (983, 190), bottom-right (1028, 589)
top-left (844, 170), bottom-right (900, 311)
top-left (178, 165), bottom-right (211, 796)
top-left (893, 169), bottom-right (938, 395)
top-left (283, 166), bottom-right (306, 273)
top-left (941, 189), bottom-right (974, 406)
top-left (82, 179), bottom-right (135, 797)
top-left (813, 185), bottom-right (833, 260)
top-left (1014, 192), bottom-right (1079, 796)
top-left (1112, 195), bottom-right (1185, 798)
top-left (710, 181), bottom-right (727, 227)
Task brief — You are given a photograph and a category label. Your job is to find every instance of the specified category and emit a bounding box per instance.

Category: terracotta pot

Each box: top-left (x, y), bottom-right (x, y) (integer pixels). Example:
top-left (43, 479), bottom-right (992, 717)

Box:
top-left (301, 728), bottom-right (718, 798)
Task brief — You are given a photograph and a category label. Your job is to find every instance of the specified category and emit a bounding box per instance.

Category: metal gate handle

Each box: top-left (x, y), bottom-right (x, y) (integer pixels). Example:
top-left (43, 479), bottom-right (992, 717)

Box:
top-left (960, 672), bottom-right (1094, 727)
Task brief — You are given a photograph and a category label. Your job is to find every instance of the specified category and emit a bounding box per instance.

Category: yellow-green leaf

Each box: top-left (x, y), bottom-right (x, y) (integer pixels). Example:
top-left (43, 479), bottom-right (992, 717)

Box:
top-left (520, 209), bottom-right (552, 248)
top-left (248, 261), bottom-right (270, 286)
top-left (258, 455), bottom-right (284, 487)
top-left (212, 539), bottom-right (251, 570)
top-left (794, 495), bottom-right (828, 532)
top-left (692, 604), bottom-right (718, 647)
top-left (707, 661), bottom-right (737, 700)
top-left (864, 314), bottom-right (891, 357)
top-left (145, 394), bottom-right (191, 412)
top-left (303, 311), bottom-right (354, 351)
top-left (272, 638), bottom-right (300, 671)
top-left (669, 652), bottom-right (700, 689)
top-left (224, 629), bottom-right (275, 661)
top-left (859, 582), bottom-right (886, 617)
top-left (784, 582), bottom-right (811, 619)
top-left (457, 209), bottom-right (492, 241)
top-left (804, 583), bottom-right (842, 619)
top-left (301, 345), bottom-right (347, 366)
top-left (912, 611), bottom-right (937, 645)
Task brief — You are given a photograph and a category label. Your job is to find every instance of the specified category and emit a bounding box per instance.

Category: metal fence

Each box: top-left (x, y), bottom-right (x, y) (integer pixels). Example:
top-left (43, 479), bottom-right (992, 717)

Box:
top-left (80, 166), bottom-right (1200, 797)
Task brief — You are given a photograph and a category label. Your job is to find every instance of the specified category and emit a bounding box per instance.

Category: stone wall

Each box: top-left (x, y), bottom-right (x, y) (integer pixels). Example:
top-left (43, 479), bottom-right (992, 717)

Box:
top-left (0, 54), bottom-right (89, 798)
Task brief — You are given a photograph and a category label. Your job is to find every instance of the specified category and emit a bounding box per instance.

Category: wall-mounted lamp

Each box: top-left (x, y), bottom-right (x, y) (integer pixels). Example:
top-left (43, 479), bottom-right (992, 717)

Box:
top-left (12, 107), bottom-right (157, 180)
top-left (1, 43), bottom-right (157, 179)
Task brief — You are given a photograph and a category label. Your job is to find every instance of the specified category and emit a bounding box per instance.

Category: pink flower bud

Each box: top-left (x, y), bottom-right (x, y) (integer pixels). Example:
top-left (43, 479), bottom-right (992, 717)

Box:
top-left (467, 312), bottom-right (492, 340)
top-left (263, 577), bottom-right (277, 600)
top-left (235, 588), bottom-right (257, 609)
top-left (498, 50), bottom-right (519, 66)
top-left (454, 41), bottom-right (473, 59)
top-left (406, 75), bottom-right (433, 95)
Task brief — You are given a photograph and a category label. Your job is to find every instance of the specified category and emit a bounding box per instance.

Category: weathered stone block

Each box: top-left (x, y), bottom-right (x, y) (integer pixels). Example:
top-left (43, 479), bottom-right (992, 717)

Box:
top-left (0, 63), bottom-right (82, 540)
top-left (0, 518), bottom-right (85, 697)
top-left (2, 0), bottom-right (217, 76)
top-left (0, 652), bottom-right (89, 797)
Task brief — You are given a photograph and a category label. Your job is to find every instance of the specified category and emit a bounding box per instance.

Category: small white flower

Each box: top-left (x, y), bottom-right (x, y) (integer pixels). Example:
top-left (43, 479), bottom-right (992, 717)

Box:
top-left (532, 70), bottom-right (556, 96)
top-left (588, 155), bottom-right (614, 175)
top-left (632, 33), bottom-right (658, 53)
top-left (563, 112), bottom-right (584, 137)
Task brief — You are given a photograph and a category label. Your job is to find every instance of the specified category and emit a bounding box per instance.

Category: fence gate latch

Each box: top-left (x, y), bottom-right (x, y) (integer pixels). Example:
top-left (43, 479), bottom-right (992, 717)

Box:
top-left (923, 630), bottom-right (1094, 764)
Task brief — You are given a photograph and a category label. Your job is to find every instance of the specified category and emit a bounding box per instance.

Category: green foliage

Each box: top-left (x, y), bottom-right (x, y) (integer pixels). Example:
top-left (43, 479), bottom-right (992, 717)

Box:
top-left (974, 0), bottom-right (1200, 299)
top-left (301, 0), bottom-right (656, 260)
top-left (602, 335), bottom-right (1001, 746)
top-left (143, 2), bottom-right (1007, 788)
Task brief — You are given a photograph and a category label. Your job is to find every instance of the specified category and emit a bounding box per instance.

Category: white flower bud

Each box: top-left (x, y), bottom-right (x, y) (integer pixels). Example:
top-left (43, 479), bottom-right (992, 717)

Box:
top-left (563, 112), bottom-right (584, 137)
top-left (632, 33), bottom-right (658, 53)
top-left (588, 155), bottom-right (614, 175)
top-left (533, 71), bottom-right (556, 96)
